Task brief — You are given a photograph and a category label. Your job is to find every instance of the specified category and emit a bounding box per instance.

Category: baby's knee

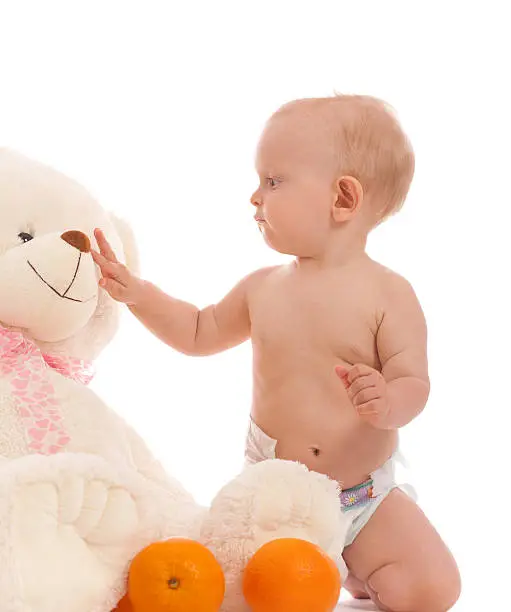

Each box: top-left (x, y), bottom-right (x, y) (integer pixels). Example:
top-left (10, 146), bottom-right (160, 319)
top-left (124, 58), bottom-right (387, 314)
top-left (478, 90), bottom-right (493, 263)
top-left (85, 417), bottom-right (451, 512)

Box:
top-left (368, 560), bottom-right (461, 612)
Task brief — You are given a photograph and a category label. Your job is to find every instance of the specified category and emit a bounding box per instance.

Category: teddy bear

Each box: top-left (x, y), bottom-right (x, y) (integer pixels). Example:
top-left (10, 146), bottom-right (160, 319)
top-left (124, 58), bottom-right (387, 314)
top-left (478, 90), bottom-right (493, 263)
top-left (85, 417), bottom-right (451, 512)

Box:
top-left (0, 148), bottom-right (209, 612)
top-left (0, 148), bottom-right (349, 612)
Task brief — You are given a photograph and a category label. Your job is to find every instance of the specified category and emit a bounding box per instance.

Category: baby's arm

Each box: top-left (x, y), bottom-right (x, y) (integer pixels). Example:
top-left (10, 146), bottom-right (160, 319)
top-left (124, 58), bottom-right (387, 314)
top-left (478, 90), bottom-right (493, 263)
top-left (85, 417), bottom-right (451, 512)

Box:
top-left (129, 269), bottom-right (271, 356)
top-left (92, 229), bottom-right (274, 356)
top-left (375, 272), bottom-right (430, 429)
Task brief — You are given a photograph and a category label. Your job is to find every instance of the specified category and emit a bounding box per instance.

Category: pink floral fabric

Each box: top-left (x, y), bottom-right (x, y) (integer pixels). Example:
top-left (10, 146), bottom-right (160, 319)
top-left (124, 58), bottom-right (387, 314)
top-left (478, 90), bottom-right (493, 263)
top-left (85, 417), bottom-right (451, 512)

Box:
top-left (0, 325), bottom-right (94, 454)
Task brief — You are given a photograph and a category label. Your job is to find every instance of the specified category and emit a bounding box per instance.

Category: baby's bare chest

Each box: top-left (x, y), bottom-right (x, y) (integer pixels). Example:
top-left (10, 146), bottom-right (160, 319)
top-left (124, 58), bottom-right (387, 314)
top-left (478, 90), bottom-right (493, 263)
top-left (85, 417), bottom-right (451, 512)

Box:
top-left (249, 271), bottom-right (382, 368)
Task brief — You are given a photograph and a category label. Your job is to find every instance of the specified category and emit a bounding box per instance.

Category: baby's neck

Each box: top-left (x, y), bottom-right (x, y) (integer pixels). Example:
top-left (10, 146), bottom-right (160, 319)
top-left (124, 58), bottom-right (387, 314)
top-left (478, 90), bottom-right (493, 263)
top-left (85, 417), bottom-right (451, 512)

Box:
top-left (296, 232), bottom-right (369, 271)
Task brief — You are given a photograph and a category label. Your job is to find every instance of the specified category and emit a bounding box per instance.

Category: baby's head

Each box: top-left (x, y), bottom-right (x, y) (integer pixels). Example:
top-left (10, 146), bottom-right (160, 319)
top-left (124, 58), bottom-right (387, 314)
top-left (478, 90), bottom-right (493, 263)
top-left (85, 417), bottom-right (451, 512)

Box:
top-left (251, 94), bottom-right (414, 259)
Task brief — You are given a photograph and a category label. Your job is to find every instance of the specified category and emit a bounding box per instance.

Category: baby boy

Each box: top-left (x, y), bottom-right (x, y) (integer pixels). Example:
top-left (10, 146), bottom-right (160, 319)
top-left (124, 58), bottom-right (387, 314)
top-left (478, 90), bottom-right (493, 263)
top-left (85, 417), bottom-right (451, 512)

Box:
top-left (93, 95), bottom-right (461, 611)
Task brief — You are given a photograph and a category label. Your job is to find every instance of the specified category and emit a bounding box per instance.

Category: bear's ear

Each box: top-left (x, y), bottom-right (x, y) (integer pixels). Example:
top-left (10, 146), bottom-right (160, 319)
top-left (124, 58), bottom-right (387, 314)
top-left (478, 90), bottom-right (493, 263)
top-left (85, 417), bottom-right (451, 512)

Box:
top-left (109, 213), bottom-right (140, 276)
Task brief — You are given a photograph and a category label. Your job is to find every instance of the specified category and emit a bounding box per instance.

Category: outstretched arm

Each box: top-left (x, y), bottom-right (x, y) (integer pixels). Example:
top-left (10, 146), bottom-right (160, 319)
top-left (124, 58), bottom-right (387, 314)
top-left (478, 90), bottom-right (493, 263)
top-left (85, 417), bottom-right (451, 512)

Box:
top-left (129, 267), bottom-right (273, 356)
top-left (92, 228), bottom-right (275, 356)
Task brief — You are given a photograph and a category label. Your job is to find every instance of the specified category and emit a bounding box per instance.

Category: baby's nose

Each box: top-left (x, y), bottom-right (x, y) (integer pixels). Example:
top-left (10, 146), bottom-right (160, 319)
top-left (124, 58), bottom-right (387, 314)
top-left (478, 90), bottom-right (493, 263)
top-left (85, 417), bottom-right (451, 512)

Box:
top-left (61, 230), bottom-right (91, 253)
top-left (250, 191), bottom-right (261, 207)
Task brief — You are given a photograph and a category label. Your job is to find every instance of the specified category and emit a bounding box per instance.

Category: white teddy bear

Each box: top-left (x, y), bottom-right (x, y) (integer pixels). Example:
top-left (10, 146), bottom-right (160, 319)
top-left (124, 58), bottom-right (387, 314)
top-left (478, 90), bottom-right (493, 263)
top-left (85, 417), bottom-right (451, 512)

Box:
top-left (0, 149), bottom-right (349, 612)
top-left (0, 149), bottom-right (206, 612)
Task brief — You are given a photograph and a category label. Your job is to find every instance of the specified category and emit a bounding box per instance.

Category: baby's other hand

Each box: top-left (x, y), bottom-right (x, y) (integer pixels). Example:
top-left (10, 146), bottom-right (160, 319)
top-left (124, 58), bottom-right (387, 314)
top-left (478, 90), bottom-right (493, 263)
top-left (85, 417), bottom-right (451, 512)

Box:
top-left (91, 228), bottom-right (144, 305)
top-left (335, 363), bottom-right (390, 428)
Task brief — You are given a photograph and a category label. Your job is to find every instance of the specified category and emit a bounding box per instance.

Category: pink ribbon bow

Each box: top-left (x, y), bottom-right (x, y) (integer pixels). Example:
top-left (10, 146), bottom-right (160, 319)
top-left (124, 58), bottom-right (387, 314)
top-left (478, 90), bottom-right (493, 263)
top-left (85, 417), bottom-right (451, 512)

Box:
top-left (0, 325), bottom-right (94, 454)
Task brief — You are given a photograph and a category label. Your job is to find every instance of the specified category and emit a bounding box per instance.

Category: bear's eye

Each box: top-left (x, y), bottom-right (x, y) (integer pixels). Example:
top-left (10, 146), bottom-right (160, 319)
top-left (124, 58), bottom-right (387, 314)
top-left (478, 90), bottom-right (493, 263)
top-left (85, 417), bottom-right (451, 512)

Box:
top-left (18, 232), bottom-right (34, 244)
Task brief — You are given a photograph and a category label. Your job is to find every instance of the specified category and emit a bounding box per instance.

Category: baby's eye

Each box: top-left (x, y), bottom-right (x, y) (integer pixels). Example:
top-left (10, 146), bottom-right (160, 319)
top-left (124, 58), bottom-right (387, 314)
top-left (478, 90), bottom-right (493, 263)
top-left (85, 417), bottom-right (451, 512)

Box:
top-left (18, 232), bottom-right (34, 244)
top-left (266, 177), bottom-right (279, 188)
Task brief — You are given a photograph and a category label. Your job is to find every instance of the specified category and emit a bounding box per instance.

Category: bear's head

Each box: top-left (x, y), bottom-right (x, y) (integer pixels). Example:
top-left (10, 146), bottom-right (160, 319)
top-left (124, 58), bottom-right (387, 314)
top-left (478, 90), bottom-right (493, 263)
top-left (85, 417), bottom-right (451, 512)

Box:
top-left (0, 149), bottom-right (137, 361)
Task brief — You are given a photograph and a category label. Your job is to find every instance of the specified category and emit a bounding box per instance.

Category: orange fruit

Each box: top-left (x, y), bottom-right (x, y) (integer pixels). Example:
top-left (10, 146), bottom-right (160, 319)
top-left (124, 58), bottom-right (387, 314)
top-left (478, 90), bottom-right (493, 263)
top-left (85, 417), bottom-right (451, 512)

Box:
top-left (128, 538), bottom-right (225, 612)
top-left (243, 538), bottom-right (341, 612)
top-left (112, 594), bottom-right (133, 611)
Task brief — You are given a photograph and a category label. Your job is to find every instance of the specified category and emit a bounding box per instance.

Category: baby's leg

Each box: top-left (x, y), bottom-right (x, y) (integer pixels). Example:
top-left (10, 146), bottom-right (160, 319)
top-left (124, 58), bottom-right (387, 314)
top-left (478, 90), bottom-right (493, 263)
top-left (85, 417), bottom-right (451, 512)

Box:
top-left (342, 488), bottom-right (461, 612)
top-left (344, 573), bottom-right (370, 599)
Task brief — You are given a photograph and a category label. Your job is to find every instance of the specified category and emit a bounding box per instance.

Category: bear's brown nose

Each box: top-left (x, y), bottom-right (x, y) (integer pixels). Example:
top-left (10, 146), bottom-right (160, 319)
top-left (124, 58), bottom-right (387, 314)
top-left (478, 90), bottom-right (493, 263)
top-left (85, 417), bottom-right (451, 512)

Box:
top-left (61, 230), bottom-right (91, 253)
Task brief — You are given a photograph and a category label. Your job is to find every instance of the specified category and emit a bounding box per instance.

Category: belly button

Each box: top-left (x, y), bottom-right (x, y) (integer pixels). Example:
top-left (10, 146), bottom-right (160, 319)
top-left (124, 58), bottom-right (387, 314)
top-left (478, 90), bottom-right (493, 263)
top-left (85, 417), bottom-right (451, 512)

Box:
top-left (310, 447), bottom-right (321, 457)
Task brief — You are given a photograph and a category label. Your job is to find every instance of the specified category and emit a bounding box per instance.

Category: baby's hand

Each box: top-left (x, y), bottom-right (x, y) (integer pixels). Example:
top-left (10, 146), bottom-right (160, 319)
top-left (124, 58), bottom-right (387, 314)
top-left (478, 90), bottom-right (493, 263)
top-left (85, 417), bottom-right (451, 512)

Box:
top-left (335, 364), bottom-right (390, 428)
top-left (91, 228), bottom-right (144, 305)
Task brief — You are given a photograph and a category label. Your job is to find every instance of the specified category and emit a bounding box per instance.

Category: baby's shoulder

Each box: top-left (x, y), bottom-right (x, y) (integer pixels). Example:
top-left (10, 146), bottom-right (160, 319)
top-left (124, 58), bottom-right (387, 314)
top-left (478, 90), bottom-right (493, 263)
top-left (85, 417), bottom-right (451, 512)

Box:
top-left (367, 259), bottom-right (412, 288)
top-left (245, 264), bottom-right (282, 285)
top-left (370, 261), bottom-right (421, 312)
top-left (242, 264), bottom-right (282, 298)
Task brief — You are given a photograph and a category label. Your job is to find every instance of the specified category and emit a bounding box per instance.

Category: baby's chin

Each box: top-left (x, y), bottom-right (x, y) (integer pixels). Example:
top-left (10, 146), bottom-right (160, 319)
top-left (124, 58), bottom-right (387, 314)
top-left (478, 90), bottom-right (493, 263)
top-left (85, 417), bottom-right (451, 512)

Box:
top-left (261, 232), bottom-right (307, 258)
top-left (260, 227), bottom-right (288, 254)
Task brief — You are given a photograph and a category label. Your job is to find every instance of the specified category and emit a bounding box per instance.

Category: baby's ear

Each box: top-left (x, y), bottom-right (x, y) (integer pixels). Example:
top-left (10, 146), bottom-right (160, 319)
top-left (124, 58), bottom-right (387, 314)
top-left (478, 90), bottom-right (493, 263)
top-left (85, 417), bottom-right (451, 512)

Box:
top-left (109, 213), bottom-right (140, 275)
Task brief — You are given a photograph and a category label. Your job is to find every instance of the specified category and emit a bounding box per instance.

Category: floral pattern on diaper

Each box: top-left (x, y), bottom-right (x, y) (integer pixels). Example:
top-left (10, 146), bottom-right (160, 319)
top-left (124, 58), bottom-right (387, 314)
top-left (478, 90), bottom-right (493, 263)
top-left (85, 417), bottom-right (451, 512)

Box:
top-left (0, 326), bottom-right (94, 455)
top-left (340, 479), bottom-right (375, 510)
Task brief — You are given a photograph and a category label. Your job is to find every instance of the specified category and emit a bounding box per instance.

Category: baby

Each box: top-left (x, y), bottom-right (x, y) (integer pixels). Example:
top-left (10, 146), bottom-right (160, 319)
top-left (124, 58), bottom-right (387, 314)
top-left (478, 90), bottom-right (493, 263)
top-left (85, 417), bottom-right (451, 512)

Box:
top-left (93, 95), bottom-right (461, 612)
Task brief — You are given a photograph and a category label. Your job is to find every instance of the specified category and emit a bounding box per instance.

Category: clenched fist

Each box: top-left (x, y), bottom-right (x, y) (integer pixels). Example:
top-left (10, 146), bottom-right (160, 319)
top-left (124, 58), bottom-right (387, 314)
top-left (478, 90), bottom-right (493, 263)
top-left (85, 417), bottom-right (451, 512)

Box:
top-left (335, 363), bottom-right (390, 428)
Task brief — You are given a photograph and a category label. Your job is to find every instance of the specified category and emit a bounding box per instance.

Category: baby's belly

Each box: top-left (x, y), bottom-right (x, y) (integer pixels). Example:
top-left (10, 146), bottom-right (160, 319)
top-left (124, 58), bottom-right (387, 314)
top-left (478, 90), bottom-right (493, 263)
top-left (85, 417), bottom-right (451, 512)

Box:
top-left (251, 372), bottom-right (397, 489)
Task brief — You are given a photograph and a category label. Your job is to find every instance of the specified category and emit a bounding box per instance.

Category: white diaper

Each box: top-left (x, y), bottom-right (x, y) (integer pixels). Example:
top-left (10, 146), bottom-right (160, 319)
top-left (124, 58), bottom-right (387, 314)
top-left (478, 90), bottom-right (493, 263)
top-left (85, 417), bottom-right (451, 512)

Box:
top-left (245, 417), bottom-right (278, 465)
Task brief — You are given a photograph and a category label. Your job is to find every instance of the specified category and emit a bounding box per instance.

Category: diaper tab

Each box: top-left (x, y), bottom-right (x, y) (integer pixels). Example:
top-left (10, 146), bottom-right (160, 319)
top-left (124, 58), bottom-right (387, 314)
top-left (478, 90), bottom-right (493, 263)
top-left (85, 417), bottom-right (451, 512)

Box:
top-left (244, 418), bottom-right (278, 465)
top-left (340, 479), bottom-right (374, 510)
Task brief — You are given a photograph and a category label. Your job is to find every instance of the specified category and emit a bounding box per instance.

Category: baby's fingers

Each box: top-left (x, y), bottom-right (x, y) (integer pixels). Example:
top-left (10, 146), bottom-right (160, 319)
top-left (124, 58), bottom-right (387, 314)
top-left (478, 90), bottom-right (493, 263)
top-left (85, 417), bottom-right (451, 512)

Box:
top-left (357, 400), bottom-right (379, 414)
top-left (94, 228), bottom-right (118, 262)
top-left (348, 375), bottom-right (378, 397)
top-left (92, 250), bottom-right (129, 286)
top-left (335, 365), bottom-right (350, 387)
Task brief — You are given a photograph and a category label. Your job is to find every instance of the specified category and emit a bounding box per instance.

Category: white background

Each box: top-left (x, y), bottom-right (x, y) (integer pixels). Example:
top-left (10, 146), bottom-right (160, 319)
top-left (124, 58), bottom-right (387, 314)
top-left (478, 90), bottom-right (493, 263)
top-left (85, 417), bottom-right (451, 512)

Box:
top-left (1, 2), bottom-right (509, 609)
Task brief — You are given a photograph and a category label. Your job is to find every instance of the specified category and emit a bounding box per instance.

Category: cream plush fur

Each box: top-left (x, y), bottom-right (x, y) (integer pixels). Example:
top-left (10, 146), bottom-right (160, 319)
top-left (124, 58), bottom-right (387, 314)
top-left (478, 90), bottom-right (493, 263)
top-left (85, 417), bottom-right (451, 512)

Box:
top-left (0, 149), bottom-right (349, 612)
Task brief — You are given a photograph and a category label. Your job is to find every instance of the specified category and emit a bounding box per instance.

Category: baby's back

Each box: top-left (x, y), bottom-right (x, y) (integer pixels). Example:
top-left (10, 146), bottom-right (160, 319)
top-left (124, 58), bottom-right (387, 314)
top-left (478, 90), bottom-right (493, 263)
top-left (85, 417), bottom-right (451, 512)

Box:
top-left (248, 257), bottom-right (398, 488)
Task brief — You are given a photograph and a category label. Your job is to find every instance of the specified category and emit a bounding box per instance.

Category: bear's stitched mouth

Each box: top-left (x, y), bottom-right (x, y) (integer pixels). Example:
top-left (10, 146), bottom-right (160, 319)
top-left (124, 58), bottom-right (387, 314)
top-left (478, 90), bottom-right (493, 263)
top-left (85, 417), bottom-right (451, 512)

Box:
top-left (27, 256), bottom-right (97, 304)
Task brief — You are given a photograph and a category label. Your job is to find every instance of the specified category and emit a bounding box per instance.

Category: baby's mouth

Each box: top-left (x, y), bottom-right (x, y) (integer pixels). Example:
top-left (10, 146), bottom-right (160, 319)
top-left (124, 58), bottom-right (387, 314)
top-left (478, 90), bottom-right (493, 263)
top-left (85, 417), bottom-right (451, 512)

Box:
top-left (27, 257), bottom-right (96, 304)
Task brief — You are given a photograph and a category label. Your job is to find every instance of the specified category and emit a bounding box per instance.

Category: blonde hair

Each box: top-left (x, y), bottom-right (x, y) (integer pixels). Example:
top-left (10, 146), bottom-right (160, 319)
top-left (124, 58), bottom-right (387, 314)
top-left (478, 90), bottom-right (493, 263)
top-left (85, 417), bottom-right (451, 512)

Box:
top-left (273, 95), bottom-right (415, 223)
